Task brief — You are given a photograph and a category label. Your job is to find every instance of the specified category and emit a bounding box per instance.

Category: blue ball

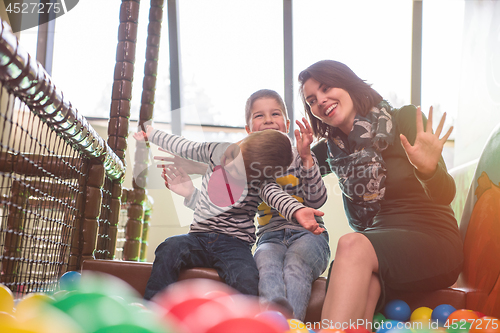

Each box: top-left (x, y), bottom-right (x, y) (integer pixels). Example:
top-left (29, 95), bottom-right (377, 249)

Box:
top-left (59, 271), bottom-right (81, 291)
top-left (431, 304), bottom-right (456, 326)
top-left (375, 320), bottom-right (402, 333)
top-left (254, 310), bottom-right (290, 331)
top-left (384, 299), bottom-right (411, 322)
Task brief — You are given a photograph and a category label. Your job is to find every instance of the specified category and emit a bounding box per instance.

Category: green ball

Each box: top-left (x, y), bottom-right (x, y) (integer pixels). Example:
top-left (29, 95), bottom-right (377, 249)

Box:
top-left (373, 312), bottom-right (386, 332)
top-left (92, 323), bottom-right (170, 333)
top-left (52, 292), bottom-right (131, 332)
top-left (446, 321), bottom-right (472, 333)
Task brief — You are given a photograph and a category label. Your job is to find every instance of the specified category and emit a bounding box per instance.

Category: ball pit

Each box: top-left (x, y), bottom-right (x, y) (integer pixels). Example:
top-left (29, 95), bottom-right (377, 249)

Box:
top-left (1, 279), bottom-right (499, 333)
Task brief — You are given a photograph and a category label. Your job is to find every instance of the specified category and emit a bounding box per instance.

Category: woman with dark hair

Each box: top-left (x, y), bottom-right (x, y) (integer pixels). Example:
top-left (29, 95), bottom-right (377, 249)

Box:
top-left (298, 60), bottom-right (463, 327)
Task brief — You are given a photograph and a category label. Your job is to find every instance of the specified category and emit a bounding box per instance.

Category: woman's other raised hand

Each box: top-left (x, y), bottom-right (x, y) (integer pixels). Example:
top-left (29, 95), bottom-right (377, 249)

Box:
top-left (400, 106), bottom-right (453, 178)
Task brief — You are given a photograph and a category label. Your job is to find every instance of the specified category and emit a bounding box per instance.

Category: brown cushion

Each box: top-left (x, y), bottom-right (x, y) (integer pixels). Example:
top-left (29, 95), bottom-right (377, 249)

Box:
top-left (81, 259), bottom-right (152, 296)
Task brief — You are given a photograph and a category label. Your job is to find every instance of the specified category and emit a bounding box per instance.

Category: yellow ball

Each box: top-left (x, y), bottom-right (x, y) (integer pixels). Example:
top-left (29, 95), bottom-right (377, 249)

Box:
top-left (15, 293), bottom-right (55, 322)
top-left (0, 311), bottom-right (36, 332)
top-left (287, 318), bottom-right (310, 332)
top-left (411, 306), bottom-right (434, 322)
top-left (0, 283), bottom-right (14, 314)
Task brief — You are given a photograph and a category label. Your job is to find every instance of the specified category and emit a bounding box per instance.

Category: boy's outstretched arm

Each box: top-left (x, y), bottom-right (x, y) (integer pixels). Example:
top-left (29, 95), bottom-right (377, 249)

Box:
top-left (260, 182), bottom-right (323, 234)
top-left (292, 207), bottom-right (325, 235)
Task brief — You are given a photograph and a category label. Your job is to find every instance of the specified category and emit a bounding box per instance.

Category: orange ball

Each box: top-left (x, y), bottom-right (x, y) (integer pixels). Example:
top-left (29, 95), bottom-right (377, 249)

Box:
top-left (469, 316), bottom-right (500, 333)
top-left (446, 309), bottom-right (479, 326)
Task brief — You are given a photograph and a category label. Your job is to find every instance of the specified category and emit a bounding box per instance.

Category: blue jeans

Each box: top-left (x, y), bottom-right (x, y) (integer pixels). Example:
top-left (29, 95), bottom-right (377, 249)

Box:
top-left (144, 233), bottom-right (259, 300)
top-left (254, 229), bottom-right (330, 321)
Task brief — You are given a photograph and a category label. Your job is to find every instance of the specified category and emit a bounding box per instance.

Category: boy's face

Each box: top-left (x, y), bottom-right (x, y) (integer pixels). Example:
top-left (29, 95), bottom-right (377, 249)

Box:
top-left (221, 143), bottom-right (246, 181)
top-left (245, 97), bottom-right (290, 134)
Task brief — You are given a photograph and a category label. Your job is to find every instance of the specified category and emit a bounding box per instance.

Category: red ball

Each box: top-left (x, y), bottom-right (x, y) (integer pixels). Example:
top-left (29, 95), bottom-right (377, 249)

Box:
top-left (345, 326), bottom-right (371, 333)
top-left (205, 317), bottom-right (283, 333)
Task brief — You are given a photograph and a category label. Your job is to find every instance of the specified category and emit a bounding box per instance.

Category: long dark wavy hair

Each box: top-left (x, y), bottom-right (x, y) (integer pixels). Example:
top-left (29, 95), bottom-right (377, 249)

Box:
top-left (298, 60), bottom-right (383, 140)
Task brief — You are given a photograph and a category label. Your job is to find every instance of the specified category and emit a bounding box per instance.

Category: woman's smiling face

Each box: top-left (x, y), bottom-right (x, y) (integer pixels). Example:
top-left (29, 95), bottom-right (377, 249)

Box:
top-left (302, 77), bottom-right (357, 135)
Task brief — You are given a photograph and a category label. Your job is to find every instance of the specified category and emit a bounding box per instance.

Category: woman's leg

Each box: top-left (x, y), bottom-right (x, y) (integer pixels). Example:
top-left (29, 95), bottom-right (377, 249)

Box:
top-left (321, 232), bottom-right (380, 328)
top-left (364, 273), bottom-right (381, 325)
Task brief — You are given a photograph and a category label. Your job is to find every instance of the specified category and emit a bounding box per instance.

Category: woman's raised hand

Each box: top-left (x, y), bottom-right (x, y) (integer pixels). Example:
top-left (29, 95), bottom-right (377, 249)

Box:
top-left (400, 106), bottom-right (453, 177)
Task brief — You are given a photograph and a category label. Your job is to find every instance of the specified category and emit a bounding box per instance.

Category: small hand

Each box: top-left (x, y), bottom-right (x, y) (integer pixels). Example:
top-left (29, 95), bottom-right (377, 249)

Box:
top-left (294, 117), bottom-right (314, 169)
top-left (161, 165), bottom-right (194, 198)
top-left (133, 131), bottom-right (147, 142)
top-left (155, 148), bottom-right (208, 175)
top-left (400, 106), bottom-right (453, 177)
top-left (292, 207), bottom-right (325, 235)
top-left (133, 125), bottom-right (154, 142)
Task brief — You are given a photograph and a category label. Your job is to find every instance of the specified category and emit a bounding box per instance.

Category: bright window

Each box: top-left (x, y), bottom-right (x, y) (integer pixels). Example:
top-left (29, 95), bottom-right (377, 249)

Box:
top-left (51, 1), bottom-right (124, 119)
top-left (177, 0), bottom-right (284, 129)
top-left (421, 0), bottom-right (464, 138)
top-left (293, 0), bottom-right (413, 129)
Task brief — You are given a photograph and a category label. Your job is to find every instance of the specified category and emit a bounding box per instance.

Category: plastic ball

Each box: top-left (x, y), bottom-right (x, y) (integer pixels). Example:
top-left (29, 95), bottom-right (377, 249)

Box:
top-left (432, 304), bottom-right (457, 326)
top-left (472, 311), bottom-right (485, 318)
top-left (446, 321), bottom-right (472, 333)
top-left (255, 310), bottom-right (290, 331)
top-left (205, 317), bottom-right (284, 333)
top-left (446, 309), bottom-right (479, 327)
top-left (373, 313), bottom-right (387, 330)
top-left (345, 326), bottom-right (371, 333)
top-left (469, 316), bottom-right (500, 333)
top-left (152, 278), bottom-right (236, 313)
top-left (59, 271), bottom-right (81, 291)
top-left (411, 307), bottom-right (433, 322)
top-left (0, 311), bottom-right (17, 326)
top-left (0, 283), bottom-right (14, 314)
top-left (386, 327), bottom-right (412, 333)
top-left (164, 297), bottom-right (214, 321)
top-left (376, 320), bottom-right (402, 333)
top-left (384, 300), bottom-right (411, 322)
top-left (15, 293), bottom-right (55, 322)
top-left (51, 292), bottom-right (131, 332)
top-left (287, 318), bottom-right (310, 332)
top-left (78, 271), bottom-right (142, 302)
